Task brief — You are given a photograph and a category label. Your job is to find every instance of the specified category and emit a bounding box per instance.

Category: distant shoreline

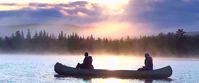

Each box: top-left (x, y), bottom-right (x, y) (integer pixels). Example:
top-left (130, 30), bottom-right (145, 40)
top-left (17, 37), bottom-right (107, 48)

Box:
top-left (0, 51), bottom-right (199, 58)
top-left (0, 29), bottom-right (199, 57)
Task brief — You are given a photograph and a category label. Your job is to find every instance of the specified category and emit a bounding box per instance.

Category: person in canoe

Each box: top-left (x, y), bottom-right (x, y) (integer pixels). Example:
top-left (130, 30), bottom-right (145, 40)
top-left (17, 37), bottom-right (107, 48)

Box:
top-left (76, 52), bottom-right (94, 69)
top-left (138, 53), bottom-right (153, 71)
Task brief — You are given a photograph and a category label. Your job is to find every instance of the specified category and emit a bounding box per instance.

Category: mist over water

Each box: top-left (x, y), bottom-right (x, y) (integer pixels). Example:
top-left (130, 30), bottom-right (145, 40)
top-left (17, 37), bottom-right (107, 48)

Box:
top-left (0, 54), bottom-right (198, 83)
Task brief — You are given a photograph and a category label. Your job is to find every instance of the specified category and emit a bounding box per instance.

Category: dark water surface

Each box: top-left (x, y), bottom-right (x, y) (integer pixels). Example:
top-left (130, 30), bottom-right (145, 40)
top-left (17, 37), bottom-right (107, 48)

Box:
top-left (0, 54), bottom-right (199, 83)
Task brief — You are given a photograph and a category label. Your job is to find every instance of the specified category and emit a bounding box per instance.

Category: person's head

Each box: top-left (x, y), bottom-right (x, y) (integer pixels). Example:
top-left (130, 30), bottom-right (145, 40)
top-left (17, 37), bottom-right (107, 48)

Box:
top-left (145, 53), bottom-right (150, 58)
top-left (84, 52), bottom-right (88, 57)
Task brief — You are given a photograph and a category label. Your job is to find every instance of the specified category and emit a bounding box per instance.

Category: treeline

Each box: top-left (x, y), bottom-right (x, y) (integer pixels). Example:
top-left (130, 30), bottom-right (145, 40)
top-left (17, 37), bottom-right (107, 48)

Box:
top-left (0, 29), bottom-right (199, 56)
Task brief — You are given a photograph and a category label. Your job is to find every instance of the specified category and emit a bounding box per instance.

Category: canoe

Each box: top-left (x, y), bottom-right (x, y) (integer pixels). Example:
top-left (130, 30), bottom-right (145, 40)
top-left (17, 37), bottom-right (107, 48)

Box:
top-left (54, 62), bottom-right (172, 79)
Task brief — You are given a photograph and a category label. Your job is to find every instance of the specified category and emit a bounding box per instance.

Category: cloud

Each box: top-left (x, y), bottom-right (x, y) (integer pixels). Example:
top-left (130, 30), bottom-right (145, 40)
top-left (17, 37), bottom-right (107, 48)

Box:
top-left (0, 1), bottom-right (103, 25)
top-left (0, 1), bottom-right (107, 37)
top-left (1, 0), bottom-right (199, 30)
top-left (0, 8), bottom-right (64, 25)
top-left (124, 0), bottom-right (199, 31)
top-left (0, 0), bottom-right (199, 37)
top-left (0, 3), bottom-right (18, 6)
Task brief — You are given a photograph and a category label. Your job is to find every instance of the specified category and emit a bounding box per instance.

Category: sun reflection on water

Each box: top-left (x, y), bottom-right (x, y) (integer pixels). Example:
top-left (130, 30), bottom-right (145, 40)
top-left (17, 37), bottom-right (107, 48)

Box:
top-left (91, 78), bottom-right (133, 83)
top-left (93, 55), bottom-right (143, 70)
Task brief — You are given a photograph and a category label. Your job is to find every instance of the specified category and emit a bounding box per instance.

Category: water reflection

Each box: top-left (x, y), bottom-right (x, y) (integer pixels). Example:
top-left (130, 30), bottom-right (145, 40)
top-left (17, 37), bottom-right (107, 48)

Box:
top-left (91, 78), bottom-right (131, 83)
top-left (54, 75), bottom-right (172, 83)
top-left (93, 55), bottom-right (143, 70)
top-left (91, 78), bottom-right (172, 83)
top-left (84, 78), bottom-right (172, 83)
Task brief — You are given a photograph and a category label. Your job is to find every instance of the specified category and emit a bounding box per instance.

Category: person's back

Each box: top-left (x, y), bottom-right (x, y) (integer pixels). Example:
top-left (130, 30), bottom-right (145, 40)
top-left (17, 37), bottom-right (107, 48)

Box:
top-left (87, 56), bottom-right (94, 69)
top-left (82, 52), bottom-right (90, 69)
top-left (144, 53), bottom-right (153, 70)
top-left (138, 53), bottom-right (153, 71)
top-left (76, 52), bottom-right (94, 69)
top-left (76, 52), bottom-right (89, 69)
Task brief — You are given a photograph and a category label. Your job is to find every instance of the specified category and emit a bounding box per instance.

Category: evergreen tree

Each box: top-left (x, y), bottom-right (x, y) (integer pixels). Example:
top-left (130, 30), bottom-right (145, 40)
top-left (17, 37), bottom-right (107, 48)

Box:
top-left (27, 29), bottom-right (31, 40)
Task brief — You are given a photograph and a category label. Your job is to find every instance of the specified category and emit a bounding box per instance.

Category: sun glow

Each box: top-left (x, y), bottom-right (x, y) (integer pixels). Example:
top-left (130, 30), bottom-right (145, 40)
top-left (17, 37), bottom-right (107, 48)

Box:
top-left (92, 0), bottom-right (129, 15)
top-left (81, 22), bottom-right (132, 38)
top-left (91, 0), bottom-right (129, 8)
top-left (106, 58), bottom-right (120, 70)
top-left (81, 21), bottom-right (151, 39)
top-left (0, 5), bottom-right (23, 11)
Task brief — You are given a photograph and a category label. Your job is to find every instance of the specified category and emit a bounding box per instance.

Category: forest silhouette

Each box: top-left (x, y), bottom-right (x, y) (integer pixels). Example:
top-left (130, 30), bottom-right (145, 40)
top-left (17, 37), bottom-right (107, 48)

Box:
top-left (0, 29), bottom-right (198, 56)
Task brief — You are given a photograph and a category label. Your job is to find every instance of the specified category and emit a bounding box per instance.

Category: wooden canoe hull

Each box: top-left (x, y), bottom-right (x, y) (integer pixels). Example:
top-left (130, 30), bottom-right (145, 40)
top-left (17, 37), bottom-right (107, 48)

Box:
top-left (54, 62), bottom-right (172, 79)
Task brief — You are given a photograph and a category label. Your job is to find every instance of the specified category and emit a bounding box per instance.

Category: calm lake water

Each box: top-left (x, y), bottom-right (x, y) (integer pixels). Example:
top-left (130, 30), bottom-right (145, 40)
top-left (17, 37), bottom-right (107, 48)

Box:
top-left (0, 54), bottom-right (199, 83)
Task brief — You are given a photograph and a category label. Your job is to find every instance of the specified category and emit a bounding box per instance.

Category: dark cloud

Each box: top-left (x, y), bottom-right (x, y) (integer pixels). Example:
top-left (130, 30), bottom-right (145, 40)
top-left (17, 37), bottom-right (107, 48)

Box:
top-left (125, 0), bottom-right (199, 31)
top-left (0, 3), bottom-right (18, 6)
top-left (0, 8), bottom-right (64, 25)
top-left (0, 1), bottom-right (102, 25)
top-left (28, 3), bottom-right (50, 7)
top-left (28, 1), bottom-right (88, 8)
top-left (66, 1), bottom-right (88, 7)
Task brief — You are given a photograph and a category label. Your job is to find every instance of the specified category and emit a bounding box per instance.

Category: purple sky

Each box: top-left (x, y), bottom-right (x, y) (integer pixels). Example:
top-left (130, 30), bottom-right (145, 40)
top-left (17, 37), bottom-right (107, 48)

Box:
top-left (0, 0), bottom-right (198, 38)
